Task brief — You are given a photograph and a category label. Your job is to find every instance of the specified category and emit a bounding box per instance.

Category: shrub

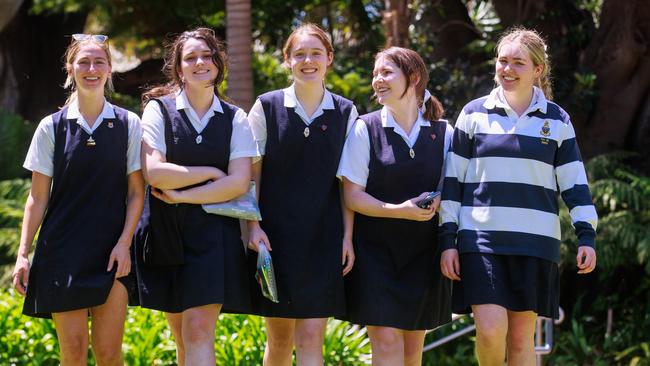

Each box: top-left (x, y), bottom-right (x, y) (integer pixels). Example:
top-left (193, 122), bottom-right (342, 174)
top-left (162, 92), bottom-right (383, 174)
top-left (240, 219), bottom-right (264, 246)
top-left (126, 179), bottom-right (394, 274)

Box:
top-left (0, 111), bottom-right (35, 180)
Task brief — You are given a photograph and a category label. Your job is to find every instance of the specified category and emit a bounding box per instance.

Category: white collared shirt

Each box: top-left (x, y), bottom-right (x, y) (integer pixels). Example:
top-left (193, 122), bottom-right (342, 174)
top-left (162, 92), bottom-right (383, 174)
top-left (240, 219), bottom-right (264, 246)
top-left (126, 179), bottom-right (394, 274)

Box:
top-left (484, 86), bottom-right (548, 122)
top-left (248, 84), bottom-right (359, 155)
top-left (23, 99), bottom-right (142, 177)
top-left (141, 89), bottom-right (259, 160)
top-left (337, 106), bottom-right (453, 189)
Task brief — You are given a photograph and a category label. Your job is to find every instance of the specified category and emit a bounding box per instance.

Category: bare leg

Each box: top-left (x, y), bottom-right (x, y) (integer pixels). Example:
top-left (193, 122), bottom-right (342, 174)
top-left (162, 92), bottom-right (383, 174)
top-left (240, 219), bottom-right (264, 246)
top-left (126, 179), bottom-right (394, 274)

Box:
top-left (264, 317), bottom-right (295, 366)
top-left (181, 304), bottom-right (222, 366)
top-left (165, 312), bottom-right (185, 366)
top-left (89, 281), bottom-right (128, 366)
top-left (506, 310), bottom-right (537, 366)
top-left (52, 309), bottom-right (90, 366)
top-left (403, 330), bottom-right (426, 366)
top-left (472, 304), bottom-right (508, 366)
top-left (367, 326), bottom-right (405, 366)
top-left (294, 318), bottom-right (327, 366)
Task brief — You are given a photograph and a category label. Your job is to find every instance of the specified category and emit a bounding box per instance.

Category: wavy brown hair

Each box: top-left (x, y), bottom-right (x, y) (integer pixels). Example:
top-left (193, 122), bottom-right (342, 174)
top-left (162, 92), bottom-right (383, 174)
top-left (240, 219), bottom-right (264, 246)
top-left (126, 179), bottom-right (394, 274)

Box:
top-left (375, 47), bottom-right (444, 121)
top-left (142, 27), bottom-right (227, 108)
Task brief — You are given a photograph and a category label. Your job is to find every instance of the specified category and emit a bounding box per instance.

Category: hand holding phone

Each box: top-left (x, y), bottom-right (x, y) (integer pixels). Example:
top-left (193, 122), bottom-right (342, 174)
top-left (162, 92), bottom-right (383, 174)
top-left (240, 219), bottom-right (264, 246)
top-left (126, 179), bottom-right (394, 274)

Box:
top-left (416, 191), bottom-right (441, 209)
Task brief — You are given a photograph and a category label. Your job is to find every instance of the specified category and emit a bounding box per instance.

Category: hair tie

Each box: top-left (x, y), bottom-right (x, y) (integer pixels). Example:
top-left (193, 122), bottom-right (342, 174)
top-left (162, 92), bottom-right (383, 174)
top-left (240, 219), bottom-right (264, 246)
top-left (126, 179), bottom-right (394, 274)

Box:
top-left (420, 89), bottom-right (433, 113)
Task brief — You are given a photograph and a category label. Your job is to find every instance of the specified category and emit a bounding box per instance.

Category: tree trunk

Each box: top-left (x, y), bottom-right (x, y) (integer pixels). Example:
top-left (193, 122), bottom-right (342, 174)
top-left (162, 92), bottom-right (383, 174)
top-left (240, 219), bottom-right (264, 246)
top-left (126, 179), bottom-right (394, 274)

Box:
top-left (0, 1), bottom-right (87, 122)
top-left (0, 0), bottom-right (22, 32)
top-left (382, 0), bottom-right (410, 47)
top-left (226, 0), bottom-right (254, 111)
top-left (579, 0), bottom-right (650, 158)
top-left (419, 0), bottom-right (481, 62)
top-left (491, 0), bottom-right (545, 27)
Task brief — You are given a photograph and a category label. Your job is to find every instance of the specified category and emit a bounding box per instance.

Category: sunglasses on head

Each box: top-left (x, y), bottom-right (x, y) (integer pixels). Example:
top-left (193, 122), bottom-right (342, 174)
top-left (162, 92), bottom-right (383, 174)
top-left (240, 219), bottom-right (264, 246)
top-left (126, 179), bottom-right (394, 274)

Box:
top-left (72, 34), bottom-right (108, 43)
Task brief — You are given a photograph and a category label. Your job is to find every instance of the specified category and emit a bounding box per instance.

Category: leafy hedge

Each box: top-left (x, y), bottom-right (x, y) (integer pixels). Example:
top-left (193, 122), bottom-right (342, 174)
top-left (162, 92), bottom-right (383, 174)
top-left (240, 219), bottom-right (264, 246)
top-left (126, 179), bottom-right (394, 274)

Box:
top-left (0, 289), bottom-right (372, 365)
top-left (0, 111), bottom-right (35, 181)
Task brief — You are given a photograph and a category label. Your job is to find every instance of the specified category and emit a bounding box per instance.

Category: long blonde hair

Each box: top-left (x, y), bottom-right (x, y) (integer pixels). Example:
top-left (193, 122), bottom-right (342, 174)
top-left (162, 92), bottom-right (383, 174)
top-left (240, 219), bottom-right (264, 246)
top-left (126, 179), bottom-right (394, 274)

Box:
top-left (495, 27), bottom-right (553, 100)
top-left (63, 38), bottom-right (114, 105)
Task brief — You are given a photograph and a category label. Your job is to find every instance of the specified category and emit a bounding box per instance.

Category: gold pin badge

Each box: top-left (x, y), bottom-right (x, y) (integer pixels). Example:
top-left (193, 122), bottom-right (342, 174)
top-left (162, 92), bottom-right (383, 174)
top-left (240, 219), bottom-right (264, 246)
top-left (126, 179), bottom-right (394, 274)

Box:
top-left (304, 127), bottom-right (310, 138)
top-left (86, 136), bottom-right (96, 146)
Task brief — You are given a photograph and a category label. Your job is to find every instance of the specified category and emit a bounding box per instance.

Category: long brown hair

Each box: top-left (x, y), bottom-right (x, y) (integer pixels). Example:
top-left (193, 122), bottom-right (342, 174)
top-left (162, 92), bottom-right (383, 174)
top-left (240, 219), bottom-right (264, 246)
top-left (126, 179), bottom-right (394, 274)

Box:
top-left (142, 27), bottom-right (227, 108)
top-left (495, 27), bottom-right (553, 100)
top-left (63, 37), bottom-right (114, 106)
top-left (375, 47), bottom-right (444, 121)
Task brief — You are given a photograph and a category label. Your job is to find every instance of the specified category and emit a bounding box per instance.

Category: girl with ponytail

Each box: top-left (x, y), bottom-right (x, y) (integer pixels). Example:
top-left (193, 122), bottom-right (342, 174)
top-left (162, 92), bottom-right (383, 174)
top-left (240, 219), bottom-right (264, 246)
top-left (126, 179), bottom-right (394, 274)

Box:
top-left (440, 27), bottom-right (598, 365)
top-left (338, 46), bottom-right (453, 365)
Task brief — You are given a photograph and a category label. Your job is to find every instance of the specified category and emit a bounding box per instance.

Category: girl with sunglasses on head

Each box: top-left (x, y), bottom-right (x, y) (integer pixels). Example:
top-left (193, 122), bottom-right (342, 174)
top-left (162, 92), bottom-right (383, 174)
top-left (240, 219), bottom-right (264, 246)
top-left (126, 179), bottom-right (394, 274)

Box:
top-left (12, 33), bottom-right (144, 365)
top-left (135, 27), bottom-right (258, 366)
top-left (338, 46), bottom-right (452, 365)
top-left (439, 27), bottom-right (598, 366)
top-left (246, 23), bottom-right (358, 365)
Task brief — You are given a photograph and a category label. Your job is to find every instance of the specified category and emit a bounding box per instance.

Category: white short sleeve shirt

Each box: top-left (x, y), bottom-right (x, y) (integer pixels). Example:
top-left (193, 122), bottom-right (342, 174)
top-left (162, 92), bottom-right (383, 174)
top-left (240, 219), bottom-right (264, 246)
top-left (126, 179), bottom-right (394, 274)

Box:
top-left (337, 106), bottom-right (453, 190)
top-left (141, 90), bottom-right (259, 160)
top-left (23, 99), bottom-right (142, 177)
top-left (248, 84), bottom-right (359, 155)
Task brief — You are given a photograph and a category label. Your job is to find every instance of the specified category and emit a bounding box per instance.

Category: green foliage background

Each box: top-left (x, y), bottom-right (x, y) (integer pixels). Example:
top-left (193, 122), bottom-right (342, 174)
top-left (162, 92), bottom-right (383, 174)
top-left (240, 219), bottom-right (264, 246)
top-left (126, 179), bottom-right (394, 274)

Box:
top-left (1, 0), bottom-right (649, 364)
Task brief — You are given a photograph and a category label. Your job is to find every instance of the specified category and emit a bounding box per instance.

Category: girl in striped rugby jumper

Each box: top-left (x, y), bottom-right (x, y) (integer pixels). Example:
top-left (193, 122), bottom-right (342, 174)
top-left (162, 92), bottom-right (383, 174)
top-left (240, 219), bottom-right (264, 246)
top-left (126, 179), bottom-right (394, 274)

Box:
top-left (439, 27), bottom-right (598, 366)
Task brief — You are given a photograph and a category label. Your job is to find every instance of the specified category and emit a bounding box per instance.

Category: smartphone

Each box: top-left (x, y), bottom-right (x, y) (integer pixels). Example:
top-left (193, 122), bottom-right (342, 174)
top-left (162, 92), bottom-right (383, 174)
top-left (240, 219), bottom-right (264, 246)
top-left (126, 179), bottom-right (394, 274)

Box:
top-left (416, 191), bottom-right (441, 209)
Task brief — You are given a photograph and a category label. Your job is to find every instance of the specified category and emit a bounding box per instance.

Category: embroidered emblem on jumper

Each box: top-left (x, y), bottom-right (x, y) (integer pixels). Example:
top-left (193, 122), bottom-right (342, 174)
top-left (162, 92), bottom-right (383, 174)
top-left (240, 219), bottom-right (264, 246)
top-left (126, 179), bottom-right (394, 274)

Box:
top-left (108, 121), bottom-right (114, 128)
top-left (540, 120), bottom-right (550, 145)
top-left (540, 121), bottom-right (551, 136)
top-left (321, 124), bottom-right (327, 131)
top-left (174, 137), bottom-right (179, 144)
top-left (303, 127), bottom-right (310, 137)
top-left (430, 133), bottom-right (437, 141)
top-left (409, 148), bottom-right (415, 159)
top-left (196, 135), bottom-right (203, 144)
top-left (86, 136), bottom-right (96, 146)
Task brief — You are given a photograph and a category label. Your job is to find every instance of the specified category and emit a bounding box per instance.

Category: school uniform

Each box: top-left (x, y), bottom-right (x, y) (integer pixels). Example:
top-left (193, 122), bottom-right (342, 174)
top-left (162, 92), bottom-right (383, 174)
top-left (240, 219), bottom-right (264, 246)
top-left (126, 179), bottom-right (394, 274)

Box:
top-left (22, 99), bottom-right (142, 318)
top-left (439, 87), bottom-right (598, 318)
top-left (337, 107), bottom-right (453, 330)
top-left (135, 91), bottom-right (259, 313)
top-left (247, 84), bottom-right (358, 318)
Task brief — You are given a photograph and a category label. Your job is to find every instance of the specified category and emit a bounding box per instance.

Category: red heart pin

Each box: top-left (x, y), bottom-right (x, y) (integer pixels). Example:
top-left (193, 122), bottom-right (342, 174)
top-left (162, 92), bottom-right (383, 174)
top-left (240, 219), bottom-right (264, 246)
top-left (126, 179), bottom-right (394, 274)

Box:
top-left (430, 133), bottom-right (437, 141)
top-left (321, 124), bottom-right (328, 131)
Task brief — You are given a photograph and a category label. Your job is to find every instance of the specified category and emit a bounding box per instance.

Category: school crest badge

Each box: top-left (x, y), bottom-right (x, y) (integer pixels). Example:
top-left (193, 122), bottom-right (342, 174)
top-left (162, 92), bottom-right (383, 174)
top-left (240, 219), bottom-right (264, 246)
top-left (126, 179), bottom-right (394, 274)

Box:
top-left (540, 120), bottom-right (550, 144)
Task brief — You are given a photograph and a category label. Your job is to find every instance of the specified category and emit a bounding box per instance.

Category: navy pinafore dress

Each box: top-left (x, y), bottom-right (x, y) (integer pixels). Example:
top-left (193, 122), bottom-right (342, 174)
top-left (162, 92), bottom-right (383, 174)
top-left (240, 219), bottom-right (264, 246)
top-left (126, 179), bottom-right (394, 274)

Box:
top-left (344, 110), bottom-right (452, 330)
top-left (135, 96), bottom-right (251, 313)
top-left (23, 105), bottom-right (134, 318)
top-left (250, 90), bottom-right (354, 318)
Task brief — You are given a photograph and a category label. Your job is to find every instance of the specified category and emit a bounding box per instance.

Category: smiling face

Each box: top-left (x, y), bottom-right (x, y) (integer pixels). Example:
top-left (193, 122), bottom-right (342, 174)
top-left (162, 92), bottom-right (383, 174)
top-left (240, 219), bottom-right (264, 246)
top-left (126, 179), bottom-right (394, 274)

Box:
top-left (69, 43), bottom-right (111, 95)
top-left (178, 37), bottom-right (218, 88)
top-left (285, 34), bottom-right (332, 86)
top-left (495, 39), bottom-right (543, 96)
top-left (372, 55), bottom-right (412, 107)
